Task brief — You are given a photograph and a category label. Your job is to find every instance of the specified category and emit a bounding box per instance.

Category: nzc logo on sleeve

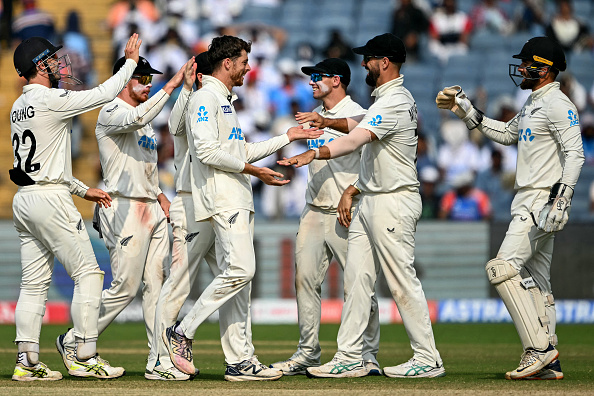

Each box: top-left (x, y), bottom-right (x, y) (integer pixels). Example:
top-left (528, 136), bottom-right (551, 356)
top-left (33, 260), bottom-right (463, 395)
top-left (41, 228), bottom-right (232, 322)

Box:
top-left (221, 105), bottom-right (232, 114)
top-left (568, 110), bottom-right (579, 127)
top-left (197, 106), bottom-right (208, 122)
top-left (368, 115), bottom-right (383, 126)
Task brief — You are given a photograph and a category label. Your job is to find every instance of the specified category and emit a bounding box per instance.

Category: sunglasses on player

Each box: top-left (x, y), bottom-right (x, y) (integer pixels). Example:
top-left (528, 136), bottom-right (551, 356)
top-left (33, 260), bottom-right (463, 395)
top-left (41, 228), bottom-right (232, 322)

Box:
top-left (310, 73), bottom-right (342, 83)
top-left (363, 55), bottom-right (392, 63)
top-left (132, 75), bottom-right (153, 85)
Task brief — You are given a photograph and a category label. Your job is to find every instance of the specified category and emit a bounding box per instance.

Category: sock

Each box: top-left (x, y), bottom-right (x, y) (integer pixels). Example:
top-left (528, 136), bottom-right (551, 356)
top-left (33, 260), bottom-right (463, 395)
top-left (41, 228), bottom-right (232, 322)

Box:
top-left (175, 324), bottom-right (185, 337)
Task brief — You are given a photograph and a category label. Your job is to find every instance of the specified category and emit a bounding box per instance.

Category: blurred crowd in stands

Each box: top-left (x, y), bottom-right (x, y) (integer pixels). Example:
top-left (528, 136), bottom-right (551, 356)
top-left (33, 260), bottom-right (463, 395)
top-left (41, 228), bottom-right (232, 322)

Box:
top-left (3, 0), bottom-right (594, 222)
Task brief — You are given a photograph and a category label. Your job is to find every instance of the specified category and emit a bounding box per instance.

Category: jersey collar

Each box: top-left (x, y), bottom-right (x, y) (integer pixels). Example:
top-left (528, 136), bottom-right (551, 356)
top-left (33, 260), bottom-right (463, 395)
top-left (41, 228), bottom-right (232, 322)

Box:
top-left (203, 75), bottom-right (238, 103)
top-left (529, 81), bottom-right (559, 101)
top-left (371, 75), bottom-right (404, 98)
top-left (322, 95), bottom-right (352, 115)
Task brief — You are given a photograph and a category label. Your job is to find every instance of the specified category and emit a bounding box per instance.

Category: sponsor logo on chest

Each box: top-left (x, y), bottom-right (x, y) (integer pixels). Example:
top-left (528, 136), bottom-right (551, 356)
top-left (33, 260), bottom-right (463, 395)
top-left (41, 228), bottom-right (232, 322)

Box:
top-left (221, 105), bottom-right (233, 114)
top-left (138, 135), bottom-right (157, 151)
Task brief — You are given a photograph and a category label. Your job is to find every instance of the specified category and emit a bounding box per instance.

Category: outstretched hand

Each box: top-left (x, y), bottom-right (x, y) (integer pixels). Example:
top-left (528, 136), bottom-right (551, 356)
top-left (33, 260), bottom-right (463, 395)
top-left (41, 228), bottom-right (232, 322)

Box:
top-left (124, 33), bottom-right (142, 64)
top-left (287, 125), bottom-right (323, 141)
top-left (183, 58), bottom-right (197, 90)
top-left (277, 150), bottom-right (316, 168)
top-left (84, 188), bottom-right (112, 208)
top-left (295, 112), bottom-right (325, 128)
top-left (256, 166), bottom-right (291, 186)
top-left (168, 58), bottom-right (195, 90)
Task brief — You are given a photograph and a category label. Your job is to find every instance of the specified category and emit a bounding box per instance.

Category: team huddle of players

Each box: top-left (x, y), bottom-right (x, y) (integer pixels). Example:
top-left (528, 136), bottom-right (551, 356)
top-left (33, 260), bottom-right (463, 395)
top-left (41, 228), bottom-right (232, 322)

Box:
top-left (9, 30), bottom-right (582, 383)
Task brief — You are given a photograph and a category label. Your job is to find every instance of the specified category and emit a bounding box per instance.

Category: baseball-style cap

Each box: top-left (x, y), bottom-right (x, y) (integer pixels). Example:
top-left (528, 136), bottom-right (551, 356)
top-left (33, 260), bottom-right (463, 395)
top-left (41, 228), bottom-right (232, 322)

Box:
top-left (112, 56), bottom-right (163, 75)
top-left (195, 51), bottom-right (213, 75)
top-left (512, 36), bottom-right (566, 71)
top-left (352, 33), bottom-right (406, 63)
top-left (14, 37), bottom-right (63, 77)
top-left (301, 58), bottom-right (351, 86)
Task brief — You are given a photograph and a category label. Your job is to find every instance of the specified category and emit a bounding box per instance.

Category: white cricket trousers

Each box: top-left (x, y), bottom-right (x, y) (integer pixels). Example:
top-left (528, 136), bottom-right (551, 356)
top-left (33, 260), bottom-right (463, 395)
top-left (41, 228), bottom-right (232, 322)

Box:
top-left (178, 209), bottom-right (256, 365)
top-left (146, 194), bottom-right (254, 369)
top-left (88, 196), bottom-right (168, 350)
top-left (12, 184), bottom-right (104, 344)
top-left (335, 190), bottom-right (442, 367)
top-left (293, 204), bottom-right (380, 365)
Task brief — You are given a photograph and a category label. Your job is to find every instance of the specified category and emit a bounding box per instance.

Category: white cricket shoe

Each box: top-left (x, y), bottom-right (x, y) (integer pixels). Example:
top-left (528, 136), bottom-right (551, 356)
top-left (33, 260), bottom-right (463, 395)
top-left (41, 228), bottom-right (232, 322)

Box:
top-left (145, 364), bottom-right (192, 381)
top-left (225, 356), bottom-right (283, 381)
top-left (269, 358), bottom-right (314, 375)
top-left (306, 357), bottom-right (368, 378)
top-left (507, 345), bottom-right (558, 380)
top-left (55, 332), bottom-right (76, 371)
top-left (365, 361), bottom-right (383, 376)
top-left (12, 361), bottom-right (63, 381)
top-left (383, 358), bottom-right (446, 378)
top-left (162, 322), bottom-right (195, 375)
top-left (68, 354), bottom-right (125, 379)
top-left (524, 359), bottom-right (564, 380)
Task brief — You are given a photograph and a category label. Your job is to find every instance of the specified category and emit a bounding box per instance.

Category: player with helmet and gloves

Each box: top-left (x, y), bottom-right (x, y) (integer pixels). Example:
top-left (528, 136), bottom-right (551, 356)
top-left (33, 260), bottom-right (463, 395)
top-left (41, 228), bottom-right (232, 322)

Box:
top-left (279, 33), bottom-right (445, 379)
top-left (436, 36), bottom-right (584, 380)
top-left (144, 52), bottom-right (215, 381)
top-left (269, 58), bottom-right (381, 377)
top-left (56, 53), bottom-right (195, 374)
top-left (162, 35), bottom-right (323, 381)
top-left (10, 34), bottom-right (141, 381)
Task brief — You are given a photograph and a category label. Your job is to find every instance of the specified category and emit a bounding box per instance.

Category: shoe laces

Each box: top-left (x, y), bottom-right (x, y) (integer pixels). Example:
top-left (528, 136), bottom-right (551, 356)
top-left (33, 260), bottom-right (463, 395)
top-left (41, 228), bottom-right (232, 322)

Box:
top-left (248, 355), bottom-right (267, 369)
top-left (518, 350), bottom-right (537, 368)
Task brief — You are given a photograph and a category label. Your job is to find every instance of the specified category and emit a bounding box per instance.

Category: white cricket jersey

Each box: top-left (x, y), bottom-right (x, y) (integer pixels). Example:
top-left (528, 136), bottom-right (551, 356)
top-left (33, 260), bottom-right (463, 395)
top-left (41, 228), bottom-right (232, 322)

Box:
top-left (355, 76), bottom-right (420, 193)
top-left (186, 76), bottom-right (291, 221)
top-left (168, 86), bottom-right (193, 193)
top-left (479, 82), bottom-right (584, 189)
top-left (95, 89), bottom-right (170, 200)
top-left (306, 96), bottom-right (365, 210)
top-left (9, 59), bottom-right (137, 195)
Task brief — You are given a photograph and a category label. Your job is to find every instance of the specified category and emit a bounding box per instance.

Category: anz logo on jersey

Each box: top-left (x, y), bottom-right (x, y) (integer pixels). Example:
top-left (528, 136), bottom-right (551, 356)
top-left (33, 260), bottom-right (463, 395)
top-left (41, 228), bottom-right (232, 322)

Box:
top-left (308, 138), bottom-right (334, 149)
top-left (196, 106), bottom-right (209, 122)
top-left (568, 110), bottom-right (579, 127)
top-left (228, 127), bottom-right (244, 140)
top-left (518, 128), bottom-right (535, 142)
top-left (138, 135), bottom-right (157, 151)
top-left (368, 114), bottom-right (383, 126)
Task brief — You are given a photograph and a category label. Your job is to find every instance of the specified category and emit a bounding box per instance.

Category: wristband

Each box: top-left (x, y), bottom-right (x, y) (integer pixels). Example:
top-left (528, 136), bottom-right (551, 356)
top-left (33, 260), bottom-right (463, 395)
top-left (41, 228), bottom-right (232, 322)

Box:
top-left (313, 148), bottom-right (320, 159)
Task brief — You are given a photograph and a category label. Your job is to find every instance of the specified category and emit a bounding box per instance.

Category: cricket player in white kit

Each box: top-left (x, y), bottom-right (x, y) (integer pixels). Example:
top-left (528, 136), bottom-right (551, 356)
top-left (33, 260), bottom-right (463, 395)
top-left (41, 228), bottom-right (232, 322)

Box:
top-left (145, 52), bottom-right (217, 381)
top-left (279, 33), bottom-right (445, 379)
top-left (436, 36), bottom-right (584, 380)
top-left (270, 58), bottom-right (381, 376)
top-left (162, 35), bottom-right (323, 381)
top-left (57, 54), bottom-right (192, 371)
top-left (10, 34), bottom-right (142, 381)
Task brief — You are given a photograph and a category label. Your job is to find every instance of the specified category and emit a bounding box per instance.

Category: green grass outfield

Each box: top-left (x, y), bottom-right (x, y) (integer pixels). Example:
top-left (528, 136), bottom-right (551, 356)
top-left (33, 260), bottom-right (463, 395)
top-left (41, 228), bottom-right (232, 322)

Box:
top-left (0, 322), bottom-right (592, 395)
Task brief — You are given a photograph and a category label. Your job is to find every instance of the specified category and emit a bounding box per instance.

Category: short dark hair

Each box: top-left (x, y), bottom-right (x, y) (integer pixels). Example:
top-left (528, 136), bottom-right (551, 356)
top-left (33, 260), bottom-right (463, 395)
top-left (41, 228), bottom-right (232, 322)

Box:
top-left (208, 35), bottom-right (252, 71)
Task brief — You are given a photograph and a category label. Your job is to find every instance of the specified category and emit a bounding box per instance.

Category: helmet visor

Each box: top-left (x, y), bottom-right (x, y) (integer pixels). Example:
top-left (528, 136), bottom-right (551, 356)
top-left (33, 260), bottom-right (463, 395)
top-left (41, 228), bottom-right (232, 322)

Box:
top-left (37, 53), bottom-right (82, 86)
top-left (508, 62), bottom-right (549, 87)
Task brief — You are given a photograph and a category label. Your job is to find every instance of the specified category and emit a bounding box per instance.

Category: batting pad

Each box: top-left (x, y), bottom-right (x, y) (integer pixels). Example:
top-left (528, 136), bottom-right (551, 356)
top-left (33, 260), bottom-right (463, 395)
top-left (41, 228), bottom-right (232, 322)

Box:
top-left (15, 297), bottom-right (46, 343)
top-left (486, 259), bottom-right (549, 351)
top-left (71, 270), bottom-right (104, 341)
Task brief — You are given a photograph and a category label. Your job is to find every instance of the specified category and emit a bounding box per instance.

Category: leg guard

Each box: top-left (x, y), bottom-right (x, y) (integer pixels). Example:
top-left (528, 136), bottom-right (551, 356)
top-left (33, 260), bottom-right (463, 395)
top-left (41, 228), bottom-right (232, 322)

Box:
top-left (71, 270), bottom-right (104, 343)
top-left (545, 294), bottom-right (557, 346)
top-left (486, 259), bottom-right (549, 351)
top-left (15, 296), bottom-right (46, 345)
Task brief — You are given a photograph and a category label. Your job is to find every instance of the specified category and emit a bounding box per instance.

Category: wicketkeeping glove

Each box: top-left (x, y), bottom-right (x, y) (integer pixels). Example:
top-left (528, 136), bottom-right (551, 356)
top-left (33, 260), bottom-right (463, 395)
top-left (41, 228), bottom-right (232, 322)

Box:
top-left (436, 85), bottom-right (483, 129)
top-left (537, 183), bottom-right (574, 233)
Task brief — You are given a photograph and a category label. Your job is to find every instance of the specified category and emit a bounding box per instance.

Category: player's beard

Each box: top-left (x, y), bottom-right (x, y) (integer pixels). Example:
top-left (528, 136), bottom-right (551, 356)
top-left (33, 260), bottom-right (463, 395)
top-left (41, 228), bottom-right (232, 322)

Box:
top-left (365, 65), bottom-right (380, 87)
top-left (231, 68), bottom-right (246, 87)
top-left (520, 77), bottom-right (538, 90)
